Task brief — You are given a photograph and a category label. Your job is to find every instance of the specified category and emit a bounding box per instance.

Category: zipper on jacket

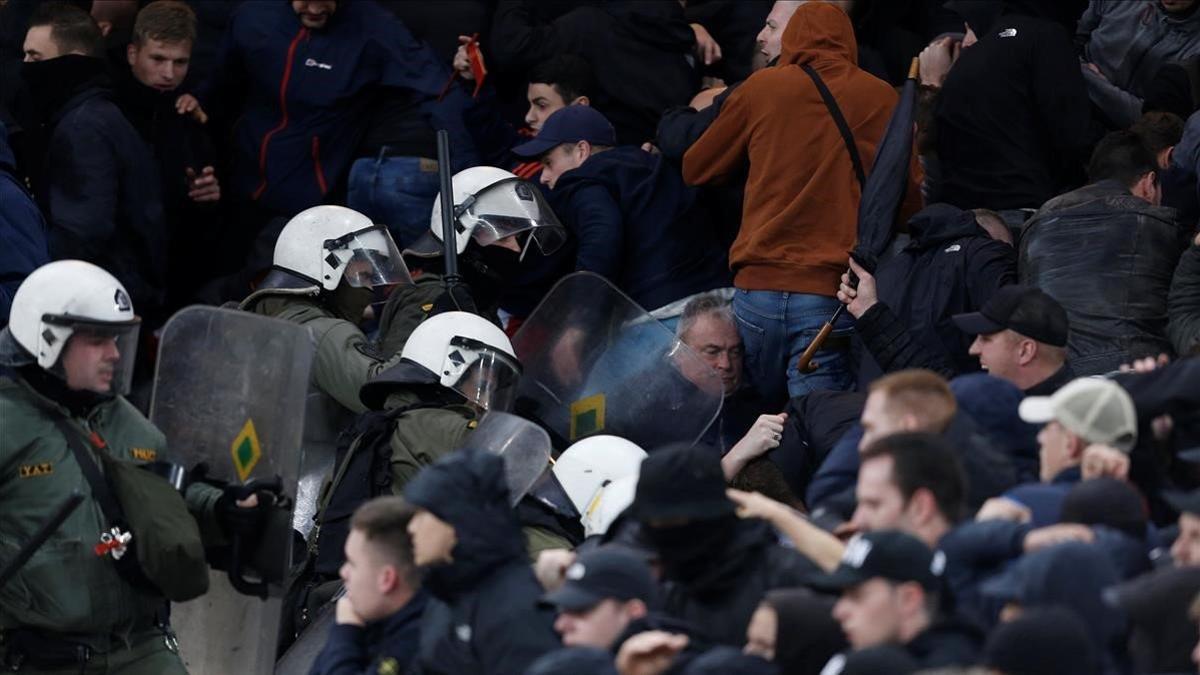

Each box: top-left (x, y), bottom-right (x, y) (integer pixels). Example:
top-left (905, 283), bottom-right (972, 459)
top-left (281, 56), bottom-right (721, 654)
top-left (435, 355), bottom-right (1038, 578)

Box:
top-left (253, 27), bottom-right (309, 200)
top-left (312, 135), bottom-right (328, 195)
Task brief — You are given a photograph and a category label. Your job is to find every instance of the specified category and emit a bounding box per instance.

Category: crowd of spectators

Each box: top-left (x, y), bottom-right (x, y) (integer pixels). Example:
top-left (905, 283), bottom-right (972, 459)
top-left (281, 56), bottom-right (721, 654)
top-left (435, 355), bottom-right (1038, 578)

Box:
top-left (2, 0), bottom-right (1200, 674)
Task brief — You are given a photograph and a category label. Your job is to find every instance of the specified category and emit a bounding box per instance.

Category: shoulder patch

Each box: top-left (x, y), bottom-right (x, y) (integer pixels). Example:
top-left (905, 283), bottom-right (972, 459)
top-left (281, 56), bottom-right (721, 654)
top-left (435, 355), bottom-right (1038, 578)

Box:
top-left (130, 448), bottom-right (157, 462)
top-left (376, 657), bottom-right (399, 675)
top-left (19, 463), bottom-right (54, 478)
top-left (467, 419), bottom-right (478, 429)
top-left (421, 303), bottom-right (434, 314)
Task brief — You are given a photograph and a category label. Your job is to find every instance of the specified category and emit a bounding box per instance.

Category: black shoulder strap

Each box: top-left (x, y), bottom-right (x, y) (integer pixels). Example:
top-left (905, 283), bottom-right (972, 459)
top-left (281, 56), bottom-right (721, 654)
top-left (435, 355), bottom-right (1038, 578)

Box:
top-left (54, 419), bottom-right (125, 527)
top-left (801, 64), bottom-right (867, 188)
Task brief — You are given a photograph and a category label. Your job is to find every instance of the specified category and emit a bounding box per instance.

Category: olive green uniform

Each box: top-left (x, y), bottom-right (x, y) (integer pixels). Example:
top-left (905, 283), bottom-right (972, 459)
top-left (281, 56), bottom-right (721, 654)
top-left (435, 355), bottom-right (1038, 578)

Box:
top-left (240, 277), bottom-right (443, 414)
top-left (0, 376), bottom-right (224, 674)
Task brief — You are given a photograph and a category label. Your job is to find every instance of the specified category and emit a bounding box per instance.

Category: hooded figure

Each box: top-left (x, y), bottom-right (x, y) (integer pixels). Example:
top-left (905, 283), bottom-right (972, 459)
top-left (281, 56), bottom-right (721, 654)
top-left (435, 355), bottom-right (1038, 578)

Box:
top-left (629, 444), bottom-right (819, 646)
top-left (404, 447), bottom-right (559, 674)
top-left (980, 541), bottom-right (1129, 674)
top-left (683, 1), bottom-right (920, 402)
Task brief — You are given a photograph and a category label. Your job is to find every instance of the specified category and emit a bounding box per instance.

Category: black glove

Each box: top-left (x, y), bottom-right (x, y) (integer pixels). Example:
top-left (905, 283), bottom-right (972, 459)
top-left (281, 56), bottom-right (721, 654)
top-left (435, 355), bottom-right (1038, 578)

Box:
top-left (215, 480), bottom-right (278, 537)
top-left (430, 282), bottom-right (478, 316)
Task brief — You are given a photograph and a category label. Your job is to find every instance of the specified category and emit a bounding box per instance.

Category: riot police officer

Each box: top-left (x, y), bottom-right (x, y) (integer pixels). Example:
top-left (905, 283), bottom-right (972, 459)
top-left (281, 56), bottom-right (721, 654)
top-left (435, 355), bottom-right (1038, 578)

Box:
top-left (239, 205), bottom-right (418, 414)
top-left (0, 260), bottom-right (249, 674)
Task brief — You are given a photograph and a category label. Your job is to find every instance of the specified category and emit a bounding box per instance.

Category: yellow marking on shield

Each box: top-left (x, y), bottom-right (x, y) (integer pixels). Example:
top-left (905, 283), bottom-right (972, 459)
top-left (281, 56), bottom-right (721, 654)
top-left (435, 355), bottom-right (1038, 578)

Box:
top-left (569, 393), bottom-right (606, 441)
top-left (230, 419), bottom-right (262, 483)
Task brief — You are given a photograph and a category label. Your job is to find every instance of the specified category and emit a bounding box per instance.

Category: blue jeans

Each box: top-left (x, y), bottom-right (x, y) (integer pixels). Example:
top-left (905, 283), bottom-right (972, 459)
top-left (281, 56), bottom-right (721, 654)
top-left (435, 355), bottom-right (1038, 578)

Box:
top-left (732, 289), bottom-right (854, 403)
top-left (347, 153), bottom-right (440, 247)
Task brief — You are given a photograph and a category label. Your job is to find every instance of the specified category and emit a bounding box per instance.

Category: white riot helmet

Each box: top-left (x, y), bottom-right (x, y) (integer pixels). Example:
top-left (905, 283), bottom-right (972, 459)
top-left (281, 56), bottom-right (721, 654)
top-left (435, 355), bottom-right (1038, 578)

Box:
top-left (271, 205), bottom-right (412, 291)
top-left (407, 166), bottom-right (567, 259)
top-left (0, 260), bottom-right (140, 395)
top-left (581, 474), bottom-right (639, 538)
top-left (396, 311), bottom-right (522, 411)
top-left (552, 435), bottom-right (647, 533)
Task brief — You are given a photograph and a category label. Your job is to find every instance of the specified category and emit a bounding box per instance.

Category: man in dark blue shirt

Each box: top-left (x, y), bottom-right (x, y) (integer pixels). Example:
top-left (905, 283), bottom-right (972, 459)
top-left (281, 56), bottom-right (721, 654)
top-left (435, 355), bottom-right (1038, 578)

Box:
top-left (311, 496), bottom-right (429, 675)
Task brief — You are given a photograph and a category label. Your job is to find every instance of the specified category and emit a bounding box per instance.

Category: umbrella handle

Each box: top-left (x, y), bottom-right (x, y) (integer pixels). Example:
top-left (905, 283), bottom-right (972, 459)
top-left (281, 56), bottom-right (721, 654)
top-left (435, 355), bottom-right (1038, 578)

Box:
top-left (796, 321), bottom-right (835, 374)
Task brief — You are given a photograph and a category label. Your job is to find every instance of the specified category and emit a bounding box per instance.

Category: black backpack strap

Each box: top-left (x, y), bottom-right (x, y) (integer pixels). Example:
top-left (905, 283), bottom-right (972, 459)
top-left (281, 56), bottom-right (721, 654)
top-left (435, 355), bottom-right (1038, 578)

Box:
top-left (801, 63), bottom-right (867, 187)
top-left (53, 419), bottom-right (125, 527)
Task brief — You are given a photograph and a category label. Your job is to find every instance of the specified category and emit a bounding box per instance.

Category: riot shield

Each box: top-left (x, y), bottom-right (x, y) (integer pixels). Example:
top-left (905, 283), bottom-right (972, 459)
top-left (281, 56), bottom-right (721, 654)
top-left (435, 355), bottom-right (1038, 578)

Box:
top-left (150, 306), bottom-right (315, 675)
top-left (511, 272), bottom-right (723, 452)
top-left (294, 392), bottom-right (356, 541)
top-left (461, 411), bottom-right (553, 506)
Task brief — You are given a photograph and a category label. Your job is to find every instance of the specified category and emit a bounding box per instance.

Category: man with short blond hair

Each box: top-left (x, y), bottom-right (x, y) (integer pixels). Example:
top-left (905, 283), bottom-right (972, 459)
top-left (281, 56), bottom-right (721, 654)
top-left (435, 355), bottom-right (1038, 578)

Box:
top-left (859, 370), bottom-right (957, 451)
top-left (311, 496), bottom-right (428, 675)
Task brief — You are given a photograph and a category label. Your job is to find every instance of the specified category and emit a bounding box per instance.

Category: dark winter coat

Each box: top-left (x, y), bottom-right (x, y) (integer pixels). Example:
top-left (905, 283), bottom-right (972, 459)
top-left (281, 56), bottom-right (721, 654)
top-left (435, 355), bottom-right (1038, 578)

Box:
top-left (857, 204), bottom-right (1016, 385)
top-left (933, 11), bottom-right (1092, 210)
top-left (36, 85), bottom-right (167, 321)
top-left (0, 121), bottom-right (48, 325)
top-left (405, 447), bottom-right (559, 675)
top-left (550, 146), bottom-right (730, 311)
top-left (1021, 180), bottom-right (1185, 374)
top-left (1169, 239), bottom-right (1200, 356)
top-left (197, 1), bottom-right (473, 215)
top-left (308, 589), bottom-right (428, 675)
top-left (490, 0), bottom-right (698, 145)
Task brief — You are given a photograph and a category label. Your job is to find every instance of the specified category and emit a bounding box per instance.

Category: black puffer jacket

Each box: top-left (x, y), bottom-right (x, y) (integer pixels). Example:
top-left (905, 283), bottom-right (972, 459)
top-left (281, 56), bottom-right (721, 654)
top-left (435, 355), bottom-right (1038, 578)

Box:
top-left (405, 447), bottom-right (559, 675)
top-left (1020, 180), bottom-right (1186, 374)
top-left (857, 203), bottom-right (1016, 385)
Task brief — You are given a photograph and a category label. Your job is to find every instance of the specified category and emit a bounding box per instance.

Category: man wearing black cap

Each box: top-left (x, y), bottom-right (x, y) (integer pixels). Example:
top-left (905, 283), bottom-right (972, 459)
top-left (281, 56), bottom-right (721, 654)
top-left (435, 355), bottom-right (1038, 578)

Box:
top-left (951, 285), bottom-right (1073, 396)
top-left (809, 530), bottom-right (982, 669)
top-left (511, 105), bottom-right (729, 315)
top-left (542, 547), bottom-right (657, 650)
top-left (629, 443), bottom-right (818, 646)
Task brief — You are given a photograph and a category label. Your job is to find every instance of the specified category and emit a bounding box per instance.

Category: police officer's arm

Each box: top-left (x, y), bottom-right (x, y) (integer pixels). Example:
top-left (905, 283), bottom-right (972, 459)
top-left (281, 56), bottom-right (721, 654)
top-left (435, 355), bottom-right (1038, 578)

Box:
top-left (566, 183), bottom-right (624, 280)
top-left (310, 319), bottom-right (408, 415)
top-left (388, 409), bottom-right (476, 492)
top-left (185, 481), bottom-right (230, 547)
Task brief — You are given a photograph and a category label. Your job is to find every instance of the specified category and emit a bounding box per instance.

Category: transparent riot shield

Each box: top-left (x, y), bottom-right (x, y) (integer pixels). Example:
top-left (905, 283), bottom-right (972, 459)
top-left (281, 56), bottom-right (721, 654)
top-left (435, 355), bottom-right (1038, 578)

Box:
top-left (511, 272), bottom-right (723, 452)
top-left (462, 411), bottom-right (553, 506)
top-left (150, 306), bottom-right (315, 675)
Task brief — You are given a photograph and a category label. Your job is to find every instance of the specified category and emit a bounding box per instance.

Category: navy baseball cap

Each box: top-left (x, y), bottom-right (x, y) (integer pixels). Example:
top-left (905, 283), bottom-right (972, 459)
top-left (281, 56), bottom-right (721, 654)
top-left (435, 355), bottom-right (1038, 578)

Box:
top-left (540, 547), bottom-right (658, 612)
top-left (512, 106), bottom-right (617, 158)
top-left (952, 285), bottom-right (1069, 347)
top-left (805, 530), bottom-right (945, 594)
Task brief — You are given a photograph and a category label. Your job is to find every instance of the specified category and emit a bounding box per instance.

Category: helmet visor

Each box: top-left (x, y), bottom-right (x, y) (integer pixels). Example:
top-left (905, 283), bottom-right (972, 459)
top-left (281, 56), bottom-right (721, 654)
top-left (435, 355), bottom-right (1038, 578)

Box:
top-left (465, 178), bottom-right (567, 256)
top-left (324, 225), bottom-right (413, 288)
top-left (446, 336), bottom-right (523, 412)
top-left (44, 316), bottom-right (141, 396)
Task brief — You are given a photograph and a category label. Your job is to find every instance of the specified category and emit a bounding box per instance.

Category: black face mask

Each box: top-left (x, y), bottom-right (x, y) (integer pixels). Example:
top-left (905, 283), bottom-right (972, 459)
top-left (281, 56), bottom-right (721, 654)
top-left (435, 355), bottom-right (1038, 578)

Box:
top-left (328, 281), bottom-right (374, 323)
top-left (20, 54), bottom-right (107, 121)
top-left (644, 516), bottom-right (754, 597)
top-left (460, 245), bottom-right (521, 309)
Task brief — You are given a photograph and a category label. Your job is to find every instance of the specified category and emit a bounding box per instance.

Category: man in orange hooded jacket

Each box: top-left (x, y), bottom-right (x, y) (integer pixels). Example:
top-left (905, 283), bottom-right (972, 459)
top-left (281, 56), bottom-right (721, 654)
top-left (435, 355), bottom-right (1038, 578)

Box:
top-left (683, 2), bottom-right (920, 404)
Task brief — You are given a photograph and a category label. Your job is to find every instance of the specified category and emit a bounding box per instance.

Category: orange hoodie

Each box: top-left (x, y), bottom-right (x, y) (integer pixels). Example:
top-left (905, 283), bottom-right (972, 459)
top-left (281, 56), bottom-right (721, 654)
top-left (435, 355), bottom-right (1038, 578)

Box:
top-left (683, 3), bottom-right (920, 296)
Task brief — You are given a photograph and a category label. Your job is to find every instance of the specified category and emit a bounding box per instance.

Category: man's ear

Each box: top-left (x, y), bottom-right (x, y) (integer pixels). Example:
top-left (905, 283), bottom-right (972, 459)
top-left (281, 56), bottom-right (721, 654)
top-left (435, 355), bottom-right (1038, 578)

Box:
top-left (900, 413), bottom-right (922, 433)
top-left (126, 42), bottom-right (137, 67)
top-left (378, 564), bottom-right (398, 595)
top-left (96, 20), bottom-right (114, 38)
top-left (571, 95), bottom-right (591, 107)
top-left (1131, 171), bottom-right (1160, 204)
top-left (577, 140), bottom-right (594, 162)
top-left (905, 488), bottom-right (937, 526)
top-left (1017, 338), bottom-right (1038, 367)
top-left (1067, 433), bottom-right (1087, 464)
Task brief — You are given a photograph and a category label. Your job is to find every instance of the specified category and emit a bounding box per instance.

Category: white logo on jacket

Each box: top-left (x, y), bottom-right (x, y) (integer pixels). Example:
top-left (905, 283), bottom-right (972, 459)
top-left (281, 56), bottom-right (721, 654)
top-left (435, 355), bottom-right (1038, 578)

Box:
top-left (999, 28), bottom-right (1017, 38)
top-left (305, 58), bottom-right (332, 70)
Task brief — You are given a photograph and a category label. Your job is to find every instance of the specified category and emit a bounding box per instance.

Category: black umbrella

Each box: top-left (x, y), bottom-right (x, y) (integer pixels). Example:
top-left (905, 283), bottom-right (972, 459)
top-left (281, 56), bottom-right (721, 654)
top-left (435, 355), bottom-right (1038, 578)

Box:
top-left (796, 57), bottom-right (920, 374)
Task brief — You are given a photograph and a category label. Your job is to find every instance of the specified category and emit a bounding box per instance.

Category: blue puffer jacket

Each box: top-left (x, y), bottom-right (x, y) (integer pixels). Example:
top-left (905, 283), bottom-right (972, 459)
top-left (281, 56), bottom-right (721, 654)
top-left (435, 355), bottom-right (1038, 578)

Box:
top-left (549, 146), bottom-right (730, 311)
top-left (198, 1), bottom-right (475, 215)
top-left (0, 122), bottom-right (49, 326)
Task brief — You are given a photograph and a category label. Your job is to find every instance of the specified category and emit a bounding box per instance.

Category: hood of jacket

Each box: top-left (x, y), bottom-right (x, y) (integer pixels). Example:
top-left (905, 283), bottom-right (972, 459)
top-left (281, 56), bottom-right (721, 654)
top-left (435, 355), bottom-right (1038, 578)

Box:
top-left (988, 542), bottom-right (1127, 654)
top-left (404, 446), bottom-right (528, 599)
top-left (906, 203), bottom-right (989, 249)
top-left (779, 1), bottom-right (858, 67)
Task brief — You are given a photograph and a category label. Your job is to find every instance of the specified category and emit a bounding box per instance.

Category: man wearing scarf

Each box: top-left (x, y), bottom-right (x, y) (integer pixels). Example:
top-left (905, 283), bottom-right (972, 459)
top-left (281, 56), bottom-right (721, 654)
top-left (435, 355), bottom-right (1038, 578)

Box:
top-left (20, 2), bottom-right (168, 327)
top-left (628, 444), bottom-right (820, 647)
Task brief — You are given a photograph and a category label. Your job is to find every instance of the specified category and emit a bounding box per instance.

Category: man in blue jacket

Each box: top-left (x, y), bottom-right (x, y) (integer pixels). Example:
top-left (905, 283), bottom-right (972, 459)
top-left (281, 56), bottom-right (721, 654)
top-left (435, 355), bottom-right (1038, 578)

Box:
top-left (0, 120), bottom-right (48, 327)
top-left (512, 105), bottom-right (729, 315)
top-left (311, 496), bottom-right (429, 675)
top-left (190, 0), bottom-right (475, 292)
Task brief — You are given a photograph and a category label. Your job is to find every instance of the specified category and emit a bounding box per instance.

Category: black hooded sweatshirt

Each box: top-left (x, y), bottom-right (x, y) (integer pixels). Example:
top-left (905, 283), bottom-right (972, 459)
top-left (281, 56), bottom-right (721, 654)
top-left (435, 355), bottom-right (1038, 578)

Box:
top-left (405, 447), bottom-right (560, 675)
top-left (933, 1), bottom-right (1094, 210)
